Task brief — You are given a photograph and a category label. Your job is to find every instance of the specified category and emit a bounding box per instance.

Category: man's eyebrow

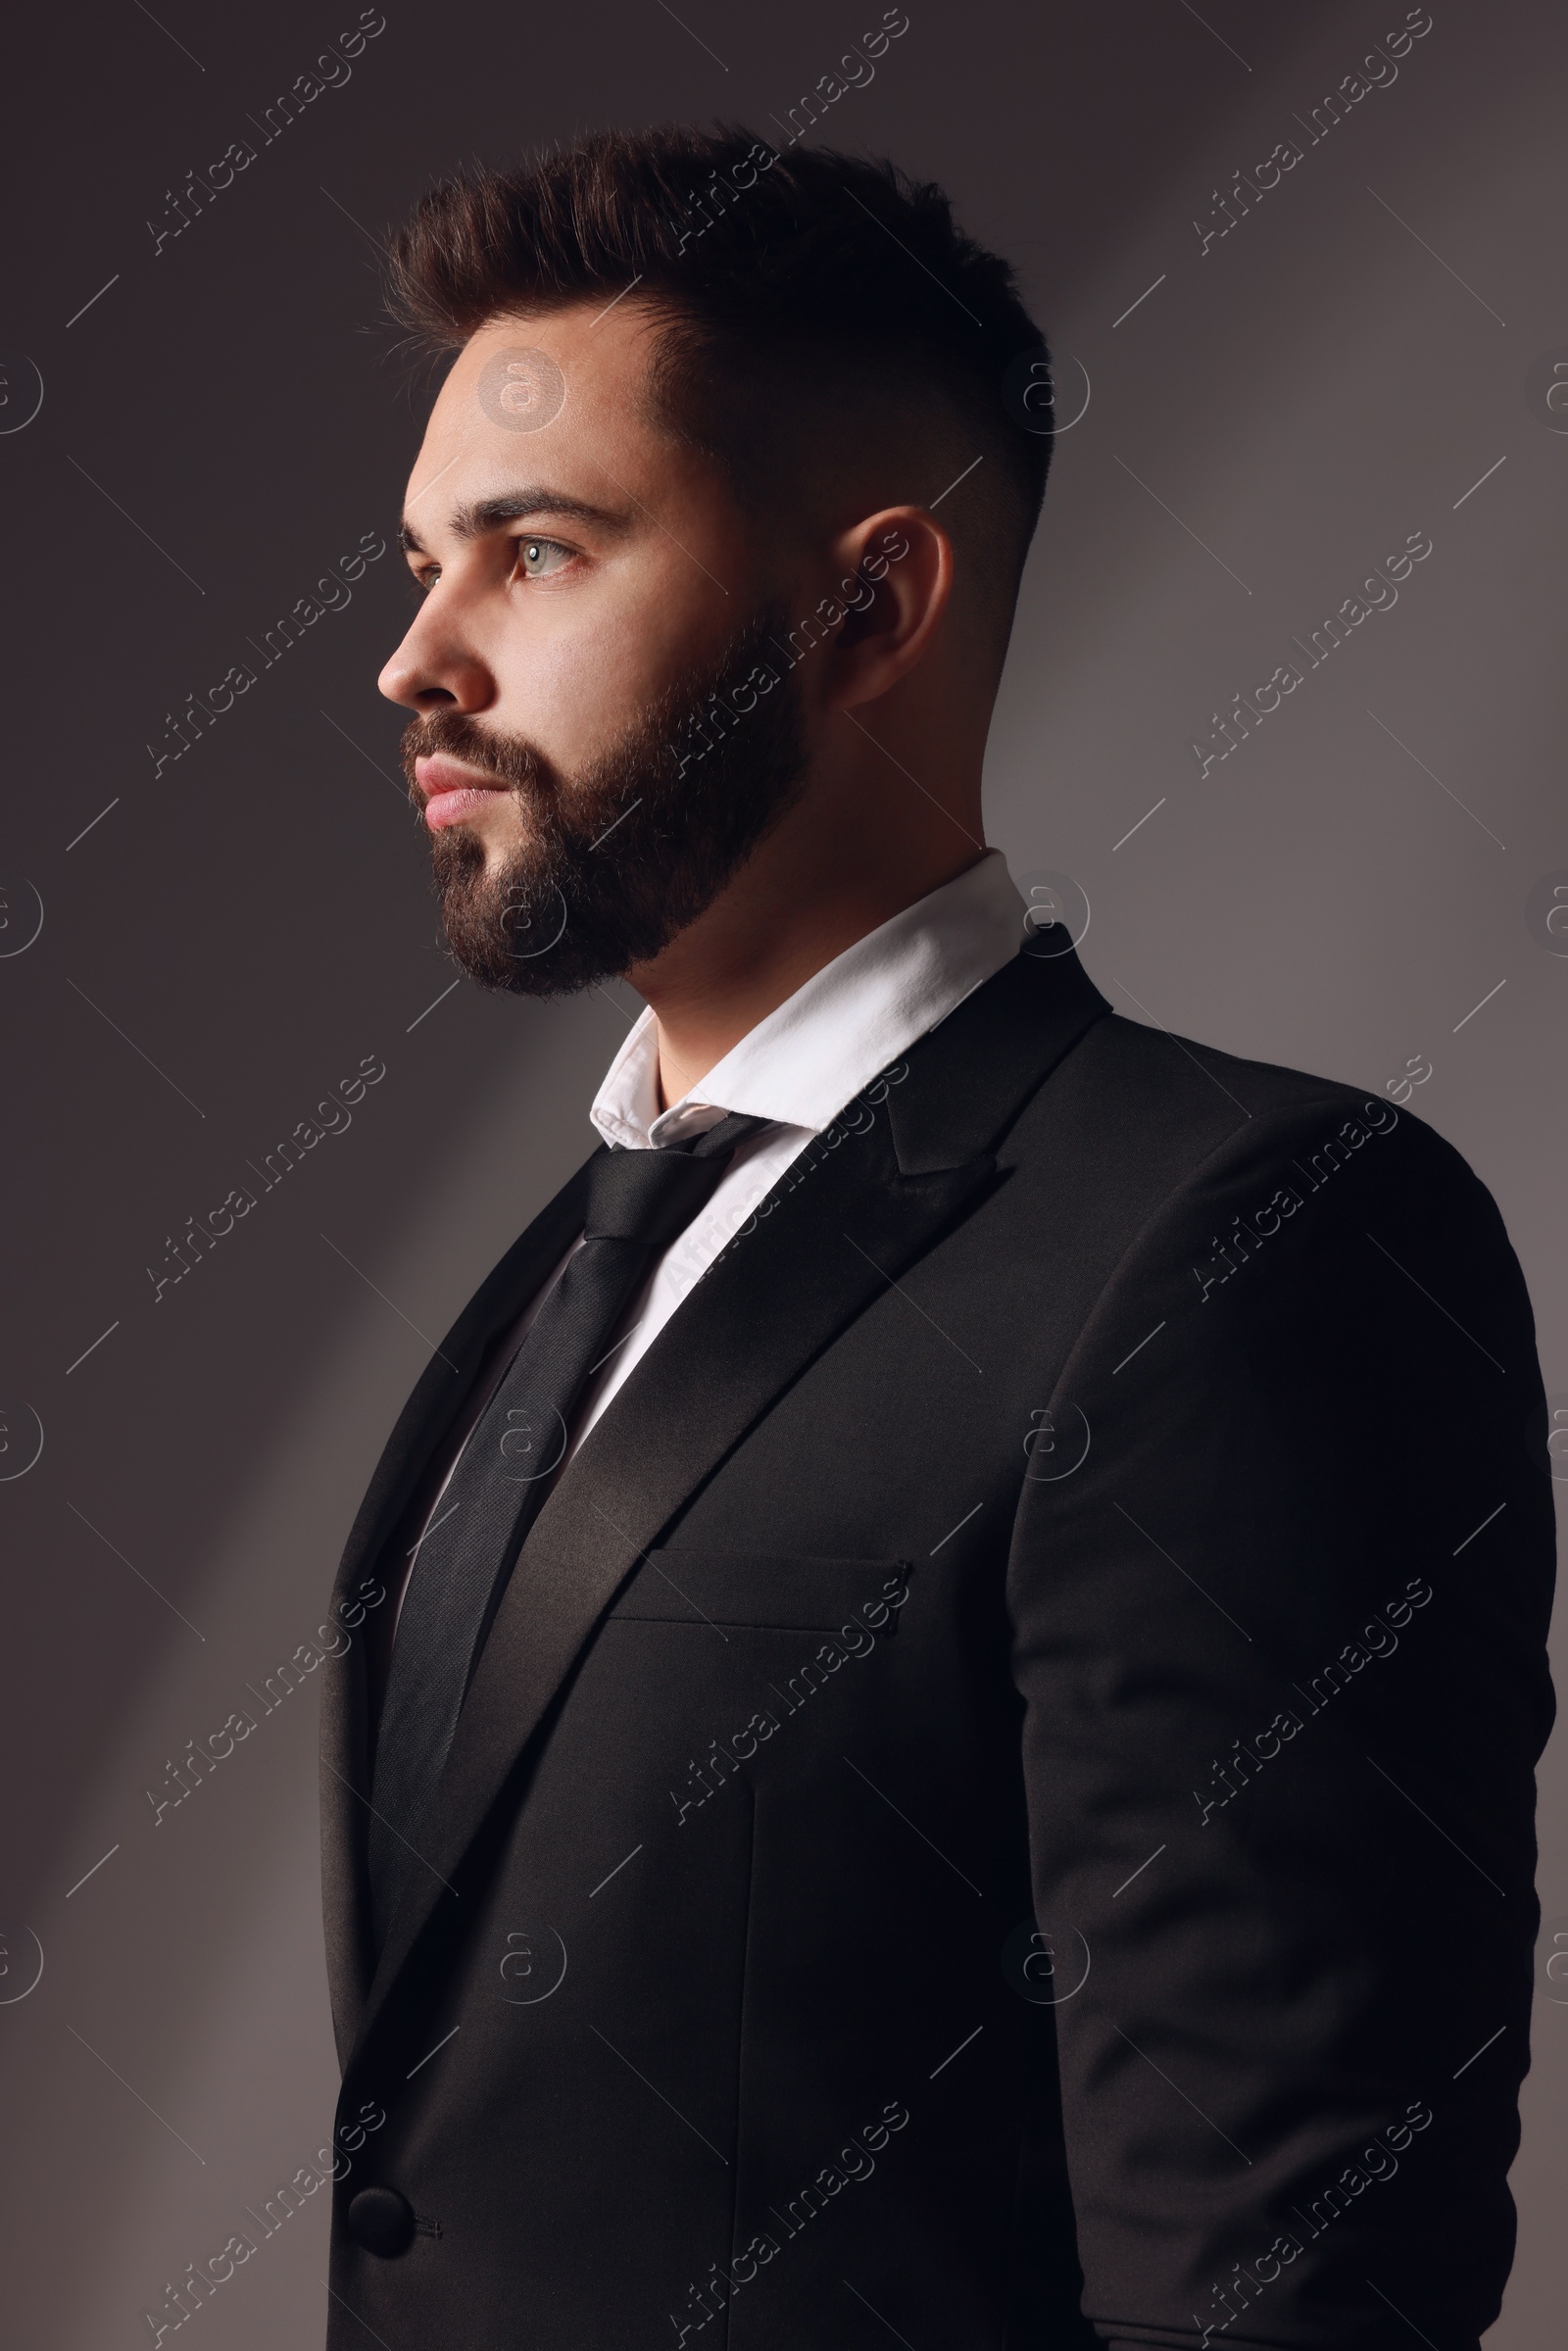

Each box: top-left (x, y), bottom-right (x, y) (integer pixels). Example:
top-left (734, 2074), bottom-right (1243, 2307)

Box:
top-left (397, 488), bottom-right (631, 557)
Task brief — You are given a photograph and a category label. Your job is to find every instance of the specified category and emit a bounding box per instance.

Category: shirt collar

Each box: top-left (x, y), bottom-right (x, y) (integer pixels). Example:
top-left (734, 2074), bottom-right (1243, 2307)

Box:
top-left (589, 849), bottom-right (1027, 1151)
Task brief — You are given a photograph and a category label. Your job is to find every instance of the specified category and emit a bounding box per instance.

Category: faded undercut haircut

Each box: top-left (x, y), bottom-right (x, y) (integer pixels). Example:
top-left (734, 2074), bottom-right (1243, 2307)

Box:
top-left (387, 124), bottom-right (1053, 612)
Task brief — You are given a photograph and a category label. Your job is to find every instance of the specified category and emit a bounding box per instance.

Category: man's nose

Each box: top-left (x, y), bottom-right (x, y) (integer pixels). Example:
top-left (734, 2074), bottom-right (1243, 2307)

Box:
top-left (378, 607), bottom-right (494, 713)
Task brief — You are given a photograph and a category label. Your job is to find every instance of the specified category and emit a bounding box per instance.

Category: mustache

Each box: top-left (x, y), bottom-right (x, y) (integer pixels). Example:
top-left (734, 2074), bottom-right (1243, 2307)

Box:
top-left (398, 711), bottom-right (556, 804)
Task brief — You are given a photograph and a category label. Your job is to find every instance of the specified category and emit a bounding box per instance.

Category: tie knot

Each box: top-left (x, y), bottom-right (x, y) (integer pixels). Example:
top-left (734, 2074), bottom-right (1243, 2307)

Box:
top-left (583, 1109), bottom-right (768, 1250)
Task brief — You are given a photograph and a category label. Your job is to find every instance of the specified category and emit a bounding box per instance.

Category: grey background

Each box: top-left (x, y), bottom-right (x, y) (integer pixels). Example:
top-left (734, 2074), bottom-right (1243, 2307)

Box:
top-left (1, 1), bottom-right (1562, 2341)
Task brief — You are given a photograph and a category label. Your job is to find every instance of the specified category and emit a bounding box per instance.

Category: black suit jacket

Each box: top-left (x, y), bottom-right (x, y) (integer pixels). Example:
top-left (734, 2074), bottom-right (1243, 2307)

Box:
top-left (319, 942), bottom-right (1554, 2350)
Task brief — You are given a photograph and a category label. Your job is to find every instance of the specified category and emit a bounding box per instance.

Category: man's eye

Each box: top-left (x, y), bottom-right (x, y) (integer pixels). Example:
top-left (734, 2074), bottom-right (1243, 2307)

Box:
top-left (517, 538), bottom-right (572, 579)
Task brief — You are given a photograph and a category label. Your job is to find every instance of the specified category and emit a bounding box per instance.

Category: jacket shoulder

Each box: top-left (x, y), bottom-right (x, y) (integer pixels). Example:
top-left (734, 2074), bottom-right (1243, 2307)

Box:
top-left (1036, 1005), bottom-right (1490, 1208)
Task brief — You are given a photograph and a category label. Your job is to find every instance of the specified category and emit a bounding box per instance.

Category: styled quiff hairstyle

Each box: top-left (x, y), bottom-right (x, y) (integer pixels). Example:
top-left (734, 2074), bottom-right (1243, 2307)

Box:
top-left (388, 124), bottom-right (1053, 601)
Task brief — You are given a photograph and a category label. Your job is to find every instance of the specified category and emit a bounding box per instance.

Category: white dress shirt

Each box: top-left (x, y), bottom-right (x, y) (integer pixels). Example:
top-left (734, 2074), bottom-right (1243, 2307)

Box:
top-left (568, 845), bottom-right (1027, 1448)
top-left (388, 850), bottom-right (1025, 1633)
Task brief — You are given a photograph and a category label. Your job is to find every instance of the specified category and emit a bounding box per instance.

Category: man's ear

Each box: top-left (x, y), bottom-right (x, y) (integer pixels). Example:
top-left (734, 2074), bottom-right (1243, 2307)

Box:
top-left (821, 505), bottom-right (953, 710)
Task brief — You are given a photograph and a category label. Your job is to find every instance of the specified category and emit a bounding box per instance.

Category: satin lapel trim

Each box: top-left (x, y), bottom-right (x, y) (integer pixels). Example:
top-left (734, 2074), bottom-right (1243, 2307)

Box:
top-left (886, 939), bottom-right (1111, 1175)
top-left (319, 1150), bottom-right (599, 2053)
top-left (355, 1113), bottom-right (995, 2048)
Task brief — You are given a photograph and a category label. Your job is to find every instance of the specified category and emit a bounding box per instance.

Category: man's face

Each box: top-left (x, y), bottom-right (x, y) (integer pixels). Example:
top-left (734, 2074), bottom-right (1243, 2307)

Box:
top-left (379, 306), bottom-right (810, 995)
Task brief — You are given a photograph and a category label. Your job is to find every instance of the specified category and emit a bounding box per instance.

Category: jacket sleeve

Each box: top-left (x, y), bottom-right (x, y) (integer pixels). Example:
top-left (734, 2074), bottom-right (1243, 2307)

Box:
top-left (1006, 1095), bottom-right (1555, 2350)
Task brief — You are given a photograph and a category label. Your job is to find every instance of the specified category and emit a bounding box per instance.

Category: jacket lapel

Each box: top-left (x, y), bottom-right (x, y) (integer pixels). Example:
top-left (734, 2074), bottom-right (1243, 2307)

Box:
top-left (348, 943), bottom-right (1110, 2067)
top-left (319, 1154), bottom-right (601, 2059)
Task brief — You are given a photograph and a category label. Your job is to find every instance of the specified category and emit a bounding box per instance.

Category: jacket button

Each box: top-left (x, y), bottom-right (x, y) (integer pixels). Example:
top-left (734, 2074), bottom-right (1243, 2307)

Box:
top-left (346, 2185), bottom-right (416, 2257)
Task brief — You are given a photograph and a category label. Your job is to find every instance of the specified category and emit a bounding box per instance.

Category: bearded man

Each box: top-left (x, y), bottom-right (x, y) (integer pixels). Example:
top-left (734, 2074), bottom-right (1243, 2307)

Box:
top-left (318, 124), bottom-right (1554, 2351)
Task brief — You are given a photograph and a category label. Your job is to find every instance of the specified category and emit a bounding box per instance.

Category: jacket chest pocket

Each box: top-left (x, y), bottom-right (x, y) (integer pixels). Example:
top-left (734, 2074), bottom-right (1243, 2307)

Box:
top-left (605, 1547), bottom-right (911, 1640)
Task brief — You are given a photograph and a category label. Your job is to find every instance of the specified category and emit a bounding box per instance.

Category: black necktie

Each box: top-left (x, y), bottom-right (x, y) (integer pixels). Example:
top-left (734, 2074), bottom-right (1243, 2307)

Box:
top-left (368, 1107), bottom-right (768, 1938)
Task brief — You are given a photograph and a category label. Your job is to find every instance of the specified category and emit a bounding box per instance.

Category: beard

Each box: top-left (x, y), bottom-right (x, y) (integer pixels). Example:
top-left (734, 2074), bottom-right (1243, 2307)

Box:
top-left (400, 603), bottom-right (809, 997)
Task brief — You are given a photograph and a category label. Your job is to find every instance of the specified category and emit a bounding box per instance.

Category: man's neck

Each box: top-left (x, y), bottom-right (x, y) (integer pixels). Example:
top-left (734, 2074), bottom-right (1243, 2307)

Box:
top-left (630, 843), bottom-right (991, 1112)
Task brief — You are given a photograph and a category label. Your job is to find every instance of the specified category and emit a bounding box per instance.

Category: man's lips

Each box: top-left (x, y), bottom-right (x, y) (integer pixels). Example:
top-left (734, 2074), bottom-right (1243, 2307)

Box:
top-left (415, 753), bottom-right (512, 831)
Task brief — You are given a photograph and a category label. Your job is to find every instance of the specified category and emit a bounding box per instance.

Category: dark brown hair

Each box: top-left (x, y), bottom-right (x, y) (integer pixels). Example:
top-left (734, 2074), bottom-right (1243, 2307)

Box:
top-left (387, 124), bottom-right (1052, 594)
